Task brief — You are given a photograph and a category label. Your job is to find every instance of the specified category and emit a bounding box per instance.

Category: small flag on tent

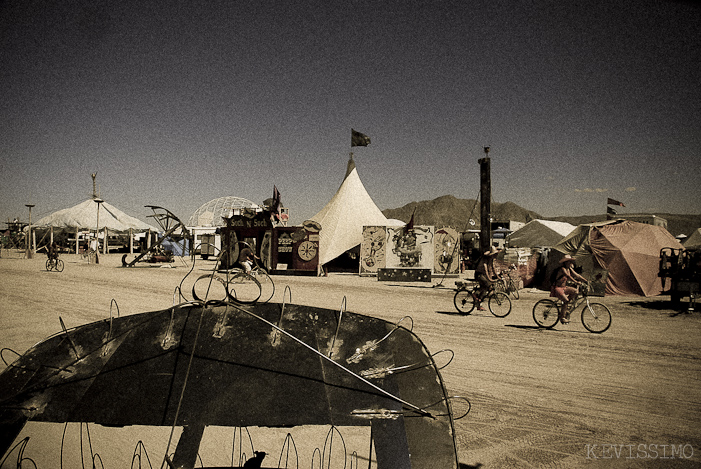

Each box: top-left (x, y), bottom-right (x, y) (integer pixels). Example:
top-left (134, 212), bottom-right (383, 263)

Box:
top-left (271, 185), bottom-right (282, 221)
top-left (351, 129), bottom-right (371, 147)
top-left (405, 208), bottom-right (416, 232)
top-left (607, 198), bottom-right (625, 207)
top-left (607, 206), bottom-right (617, 215)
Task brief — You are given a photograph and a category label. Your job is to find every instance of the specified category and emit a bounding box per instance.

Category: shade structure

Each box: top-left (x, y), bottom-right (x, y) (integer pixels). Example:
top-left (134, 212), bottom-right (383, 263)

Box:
top-left (187, 196), bottom-right (260, 227)
top-left (311, 158), bottom-right (391, 266)
top-left (34, 199), bottom-right (156, 233)
top-left (553, 220), bottom-right (683, 296)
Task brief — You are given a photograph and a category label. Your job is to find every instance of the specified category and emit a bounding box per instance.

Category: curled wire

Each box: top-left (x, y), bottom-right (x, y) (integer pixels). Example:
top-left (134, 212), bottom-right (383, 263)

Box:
top-left (328, 296), bottom-right (346, 358)
top-left (277, 433), bottom-right (299, 469)
top-left (0, 437), bottom-right (36, 469)
top-left (360, 349), bottom-right (455, 379)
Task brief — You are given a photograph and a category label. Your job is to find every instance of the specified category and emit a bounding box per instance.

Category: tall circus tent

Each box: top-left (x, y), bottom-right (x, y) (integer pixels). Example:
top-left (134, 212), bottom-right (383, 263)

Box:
top-left (311, 156), bottom-right (396, 267)
top-left (552, 220), bottom-right (683, 296)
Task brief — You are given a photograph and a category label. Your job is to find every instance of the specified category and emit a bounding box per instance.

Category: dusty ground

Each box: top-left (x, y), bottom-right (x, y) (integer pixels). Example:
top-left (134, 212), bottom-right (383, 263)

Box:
top-left (0, 252), bottom-right (699, 468)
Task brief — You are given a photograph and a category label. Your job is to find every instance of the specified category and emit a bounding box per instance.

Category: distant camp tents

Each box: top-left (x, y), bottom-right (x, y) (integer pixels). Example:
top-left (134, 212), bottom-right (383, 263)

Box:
top-left (507, 219), bottom-right (576, 248)
top-left (684, 228), bottom-right (701, 248)
top-left (552, 220), bottom-right (683, 296)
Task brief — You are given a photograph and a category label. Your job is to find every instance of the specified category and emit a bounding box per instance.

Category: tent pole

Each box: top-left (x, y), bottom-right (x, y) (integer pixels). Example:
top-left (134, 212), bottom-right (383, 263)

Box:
top-left (75, 228), bottom-right (79, 254)
top-left (129, 228), bottom-right (133, 255)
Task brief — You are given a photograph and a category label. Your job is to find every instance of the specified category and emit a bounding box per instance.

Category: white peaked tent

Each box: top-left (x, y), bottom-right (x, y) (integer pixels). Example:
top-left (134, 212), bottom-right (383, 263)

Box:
top-left (507, 219), bottom-right (576, 248)
top-left (35, 199), bottom-right (156, 233)
top-left (311, 157), bottom-right (394, 266)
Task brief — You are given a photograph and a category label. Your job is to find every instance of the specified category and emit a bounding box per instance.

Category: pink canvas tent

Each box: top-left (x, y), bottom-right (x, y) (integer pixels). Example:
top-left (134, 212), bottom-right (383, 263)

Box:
top-left (553, 220), bottom-right (683, 296)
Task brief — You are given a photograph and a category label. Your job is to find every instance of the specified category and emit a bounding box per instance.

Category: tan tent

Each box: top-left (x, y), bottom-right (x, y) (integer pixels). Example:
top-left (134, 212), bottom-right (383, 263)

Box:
top-left (683, 228), bottom-right (701, 248)
top-left (311, 157), bottom-right (398, 266)
top-left (507, 219), bottom-right (576, 248)
top-left (35, 199), bottom-right (156, 233)
top-left (553, 220), bottom-right (683, 296)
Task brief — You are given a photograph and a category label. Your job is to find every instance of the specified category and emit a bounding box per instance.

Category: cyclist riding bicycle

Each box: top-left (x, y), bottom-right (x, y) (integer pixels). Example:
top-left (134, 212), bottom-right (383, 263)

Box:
top-left (236, 242), bottom-right (259, 274)
top-left (47, 241), bottom-right (59, 261)
top-left (474, 246), bottom-right (501, 311)
top-left (550, 255), bottom-right (588, 324)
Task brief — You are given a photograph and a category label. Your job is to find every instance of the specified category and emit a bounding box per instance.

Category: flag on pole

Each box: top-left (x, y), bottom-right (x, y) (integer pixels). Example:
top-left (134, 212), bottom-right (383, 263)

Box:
top-left (271, 185), bottom-right (282, 221)
top-left (607, 206), bottom-right (617, 215)
top-left (607, 198), bottom-right (625, 207)
top-left (351, 129), bottom-right (371, 147)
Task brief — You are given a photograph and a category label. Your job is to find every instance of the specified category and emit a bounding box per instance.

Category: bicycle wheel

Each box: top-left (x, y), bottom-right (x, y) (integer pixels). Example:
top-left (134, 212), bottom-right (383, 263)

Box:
top-left (46, 259), bottom-right (52, 271)
top-left (227, 271), bottom-right (262, 304)
top-left (453, 289), bottom-right (476, 314)
top-left (56, 259), bottom-right (64, 272)
top-left (488, 291), bottom-right (512, 317)
top-left (532, 299), bottom-right (559, 329)
top-left (192, 274), bottom-right (229, 302)
top-left (581, 302), bottom-right (612, 333)
top-left (253, 269), bottom-right (275, 303)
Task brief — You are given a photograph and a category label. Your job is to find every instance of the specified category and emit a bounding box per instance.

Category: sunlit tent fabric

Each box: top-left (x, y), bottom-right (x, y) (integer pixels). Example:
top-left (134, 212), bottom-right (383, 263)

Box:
top-left (553, 220), bottom-right (683, 296)
top-left (683, 228), bottom-right (701, 248)
top-left (507, 219), bottom-right (576, 248)
top-left (187, 196), bottom-right (259, 227)
top-left (35, 199), bottom-right (156, 233)
top-left (311, 158), bottom-right (393, 266)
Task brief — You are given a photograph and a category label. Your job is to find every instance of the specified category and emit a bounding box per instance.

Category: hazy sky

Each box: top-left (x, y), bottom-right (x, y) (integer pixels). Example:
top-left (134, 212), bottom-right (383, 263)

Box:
top-left (1, 0), bottom-right (699, 227)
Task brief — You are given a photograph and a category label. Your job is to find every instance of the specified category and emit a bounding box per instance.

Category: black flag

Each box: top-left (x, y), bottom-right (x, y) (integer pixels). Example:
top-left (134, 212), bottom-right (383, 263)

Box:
top-left (271, 185), bottom-right (282, 221)
top-left (351, 129), bottom-right (371, 147)
top-left (607, 206), bottom-right (617, 215)
top-left (405, 208), bottom-right (416, 232)
top-left (607, 198), bottom-right (625, 207)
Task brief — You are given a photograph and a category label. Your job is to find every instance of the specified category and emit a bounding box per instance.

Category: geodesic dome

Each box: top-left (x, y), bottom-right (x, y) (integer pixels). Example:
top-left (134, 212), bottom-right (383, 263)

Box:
top-left (187, 196), bottom-right (260, 227)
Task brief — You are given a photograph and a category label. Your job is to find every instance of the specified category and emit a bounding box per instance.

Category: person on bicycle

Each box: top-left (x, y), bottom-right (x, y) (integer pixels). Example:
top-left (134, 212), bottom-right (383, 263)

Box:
top-left (47, 241), bottom-right (59, 261)
top-left (236, 242), bottom-right (259, 274)
top-left (550, 255), bottom-right (588, 324)
top-left (475, 246), bottom-right (500, 310)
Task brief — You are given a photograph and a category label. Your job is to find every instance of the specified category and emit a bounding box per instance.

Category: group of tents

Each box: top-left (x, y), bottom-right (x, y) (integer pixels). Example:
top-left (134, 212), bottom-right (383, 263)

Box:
top-left (310, 157), bottom-right (686, 298)
top-left (512, 219), bottom-right (684, 297)
top-left (25, 158), bottom-right (690, 298)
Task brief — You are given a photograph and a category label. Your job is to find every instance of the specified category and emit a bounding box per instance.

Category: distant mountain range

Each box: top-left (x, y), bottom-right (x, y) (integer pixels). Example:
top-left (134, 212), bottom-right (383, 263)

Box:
top-left (382, 195), bottom-right (700, 238)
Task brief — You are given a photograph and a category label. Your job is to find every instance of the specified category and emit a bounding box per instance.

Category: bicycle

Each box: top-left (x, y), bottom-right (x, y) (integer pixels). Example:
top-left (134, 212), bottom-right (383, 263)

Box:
top-left (453, 280), bottom-right (512, 317)
top-left (532, 283), bottom-right (612, 333)
top-left (82, 247), bottom-right (97, 263)
top-left (192, 270), bottom-right (262, 304)
top-left (494, 265), bottom-right (520, 300)
top-left (228, 265), bottom-right (275, 304)
top-left (45, 256), bottom-right (64, 272)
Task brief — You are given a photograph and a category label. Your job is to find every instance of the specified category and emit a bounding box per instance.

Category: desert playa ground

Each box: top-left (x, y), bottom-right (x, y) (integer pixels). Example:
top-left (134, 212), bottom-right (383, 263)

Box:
top-left (0, 253), bottom-right (700, 468)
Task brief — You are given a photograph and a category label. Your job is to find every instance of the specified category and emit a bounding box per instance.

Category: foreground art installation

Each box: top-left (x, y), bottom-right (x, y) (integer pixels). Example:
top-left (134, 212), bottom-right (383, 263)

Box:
top-left (0, 280), bottom-right (465, 468)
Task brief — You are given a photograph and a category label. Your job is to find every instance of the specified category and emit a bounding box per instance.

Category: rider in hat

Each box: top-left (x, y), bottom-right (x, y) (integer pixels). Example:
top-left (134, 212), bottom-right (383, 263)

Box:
top-left (474, 246), bottom-right (501, 311)
top-left (550, 255), bottom-right (588, 324)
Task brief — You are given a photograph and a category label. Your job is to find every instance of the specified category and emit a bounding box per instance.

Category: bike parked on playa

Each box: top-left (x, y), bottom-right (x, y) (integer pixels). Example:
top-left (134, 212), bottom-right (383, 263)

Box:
top-left (494, 264), bottom-right (520, 300)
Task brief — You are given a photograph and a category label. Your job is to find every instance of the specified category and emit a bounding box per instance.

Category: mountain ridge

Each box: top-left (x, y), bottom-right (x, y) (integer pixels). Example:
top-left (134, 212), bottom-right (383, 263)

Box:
top-left (381, 195), bottom-right (700, 237)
